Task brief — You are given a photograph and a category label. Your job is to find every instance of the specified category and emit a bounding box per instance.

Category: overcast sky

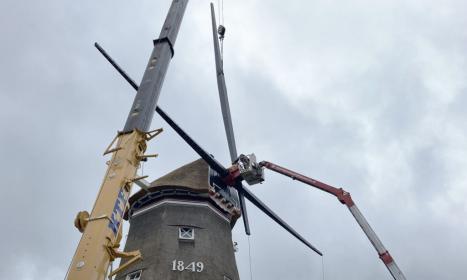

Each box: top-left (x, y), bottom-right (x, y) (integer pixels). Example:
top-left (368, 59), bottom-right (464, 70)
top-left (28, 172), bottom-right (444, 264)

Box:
top-left (1, 0), bottom-right (466, 279)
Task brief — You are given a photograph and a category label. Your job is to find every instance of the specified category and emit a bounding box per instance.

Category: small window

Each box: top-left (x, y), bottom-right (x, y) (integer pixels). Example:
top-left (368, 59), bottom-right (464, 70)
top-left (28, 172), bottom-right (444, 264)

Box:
top-left (179, 227), bottom-right (194, 240)
top-left (224, 276), bottom-right (232, 280)
top-left (126, 270), bottom-right (142, 280)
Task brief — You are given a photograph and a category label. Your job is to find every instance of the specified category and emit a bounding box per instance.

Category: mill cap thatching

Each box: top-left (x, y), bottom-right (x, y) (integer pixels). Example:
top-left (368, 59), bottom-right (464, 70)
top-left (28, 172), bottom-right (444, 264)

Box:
top-left (129, 158), bottom-right (210, 205)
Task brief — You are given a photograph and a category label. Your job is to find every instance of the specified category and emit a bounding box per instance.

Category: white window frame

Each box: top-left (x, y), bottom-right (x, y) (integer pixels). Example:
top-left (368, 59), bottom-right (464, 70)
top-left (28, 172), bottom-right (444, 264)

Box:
top-left (179, 227), bottom-right (195, 240)
top-left (125, 270), bottom-right (142, 280)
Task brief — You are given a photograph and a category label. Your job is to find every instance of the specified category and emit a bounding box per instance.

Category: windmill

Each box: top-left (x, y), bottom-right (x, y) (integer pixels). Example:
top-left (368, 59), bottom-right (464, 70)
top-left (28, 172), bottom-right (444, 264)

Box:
top-left (93, 3), bottom-right (322, 279)
top-left (67, 1), bottom-right (407, 279)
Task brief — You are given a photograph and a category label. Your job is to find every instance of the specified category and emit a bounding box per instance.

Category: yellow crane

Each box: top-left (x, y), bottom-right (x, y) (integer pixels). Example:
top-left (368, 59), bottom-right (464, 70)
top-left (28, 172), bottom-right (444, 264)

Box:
top-left (65, 1), bottom-right (189, 279)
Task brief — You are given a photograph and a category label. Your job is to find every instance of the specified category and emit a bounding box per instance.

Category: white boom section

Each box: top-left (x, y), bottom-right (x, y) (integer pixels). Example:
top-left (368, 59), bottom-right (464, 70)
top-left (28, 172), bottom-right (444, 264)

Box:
top-left (260, 161), bottom-right (407, 280)
top-left (348, 205), bottom-right (406, 280)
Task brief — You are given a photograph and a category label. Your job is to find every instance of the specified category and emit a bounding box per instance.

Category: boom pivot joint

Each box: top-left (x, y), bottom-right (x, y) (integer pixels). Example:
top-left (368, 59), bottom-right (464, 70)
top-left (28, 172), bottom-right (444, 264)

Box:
top-left (335, 188), bottom-right (355, 207)
top-left (222, 154), bottom-right (264, 186)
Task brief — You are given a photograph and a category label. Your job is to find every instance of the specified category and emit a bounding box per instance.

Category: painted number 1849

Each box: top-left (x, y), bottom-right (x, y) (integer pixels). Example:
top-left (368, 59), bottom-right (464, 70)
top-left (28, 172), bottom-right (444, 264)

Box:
top-left (171, 260), bottom-right (204, 272)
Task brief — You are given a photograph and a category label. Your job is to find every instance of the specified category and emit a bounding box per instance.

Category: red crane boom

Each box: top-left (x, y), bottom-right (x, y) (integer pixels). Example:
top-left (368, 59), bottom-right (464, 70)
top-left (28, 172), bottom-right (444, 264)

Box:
top-left (260, 161), bottom-right (407, 280)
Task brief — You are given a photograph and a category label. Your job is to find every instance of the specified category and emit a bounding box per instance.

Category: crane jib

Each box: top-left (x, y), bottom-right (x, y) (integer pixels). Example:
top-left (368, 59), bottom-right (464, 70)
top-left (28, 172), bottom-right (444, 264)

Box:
top-left (123, 0), bottom-right (188, 133)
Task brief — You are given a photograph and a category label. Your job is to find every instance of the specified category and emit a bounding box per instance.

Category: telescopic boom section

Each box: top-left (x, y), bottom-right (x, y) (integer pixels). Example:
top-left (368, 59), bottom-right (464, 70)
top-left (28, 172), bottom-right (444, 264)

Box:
top-left (66, 1), bottom-right (188, 280)
top-left (123, 0), bottom-right (188, 133)
top-left (260, 161), bottom-right (407, 280)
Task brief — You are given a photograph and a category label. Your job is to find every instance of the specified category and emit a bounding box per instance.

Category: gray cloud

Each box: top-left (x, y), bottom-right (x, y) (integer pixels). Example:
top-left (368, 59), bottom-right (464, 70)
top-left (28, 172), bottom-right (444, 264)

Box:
top-left (1, 0), bottom-right (466, 279)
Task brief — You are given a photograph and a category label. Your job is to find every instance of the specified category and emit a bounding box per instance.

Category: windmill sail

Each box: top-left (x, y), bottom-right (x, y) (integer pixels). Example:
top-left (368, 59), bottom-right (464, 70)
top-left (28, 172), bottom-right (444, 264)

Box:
top-left (210, 2), bottom-right (252, 235)
top-left (94, 37), bottom-right (322, 257)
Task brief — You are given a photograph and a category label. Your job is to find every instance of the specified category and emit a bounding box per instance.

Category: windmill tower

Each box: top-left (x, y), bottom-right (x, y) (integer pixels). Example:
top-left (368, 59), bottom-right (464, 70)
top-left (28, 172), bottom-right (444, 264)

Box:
top-left (115, 159), bottom-right (241, 280)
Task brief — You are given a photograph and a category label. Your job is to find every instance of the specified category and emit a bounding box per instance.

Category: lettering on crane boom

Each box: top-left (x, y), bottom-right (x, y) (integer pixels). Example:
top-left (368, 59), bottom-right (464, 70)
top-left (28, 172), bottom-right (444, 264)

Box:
top-left (108, 187), bottom-right (129, 235)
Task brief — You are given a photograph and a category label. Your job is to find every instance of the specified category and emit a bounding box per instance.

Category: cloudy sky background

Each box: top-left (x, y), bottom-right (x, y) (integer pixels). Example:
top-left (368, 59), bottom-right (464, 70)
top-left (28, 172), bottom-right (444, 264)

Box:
top-left (1, 0), bottom-right (466, 279)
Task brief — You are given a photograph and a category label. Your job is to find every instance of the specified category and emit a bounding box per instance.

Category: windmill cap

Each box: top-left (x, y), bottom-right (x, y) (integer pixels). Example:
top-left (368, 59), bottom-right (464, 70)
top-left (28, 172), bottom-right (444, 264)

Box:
top-left (129, 158), bottom-right (211, 206)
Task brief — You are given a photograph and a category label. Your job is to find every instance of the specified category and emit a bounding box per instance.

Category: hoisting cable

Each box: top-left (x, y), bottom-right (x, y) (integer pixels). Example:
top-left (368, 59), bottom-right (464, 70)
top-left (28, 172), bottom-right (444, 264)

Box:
top-left (321, 255), bottom-right (325, 280)
top-left (222, 0), bottom-right (225, 27)
top-left (63, 257), bottom-right (72, 280)
top-left (217, 0), bottom-right (226, 60)
top-left (247, 235), bottom-right (254, 280)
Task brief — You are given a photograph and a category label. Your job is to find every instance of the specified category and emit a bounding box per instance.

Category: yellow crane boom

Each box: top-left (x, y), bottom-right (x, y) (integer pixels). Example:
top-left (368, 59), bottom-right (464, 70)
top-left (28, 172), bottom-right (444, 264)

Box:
top-left (69, 131), bottom-right (148, 279)
top-left (65, 1), bottom-right (188, 279)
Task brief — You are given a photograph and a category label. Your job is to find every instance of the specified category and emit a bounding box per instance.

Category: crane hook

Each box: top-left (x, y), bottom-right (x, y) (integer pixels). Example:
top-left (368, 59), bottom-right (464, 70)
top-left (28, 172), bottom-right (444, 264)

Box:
top-left (218, 25), bottom-right (226, 40)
